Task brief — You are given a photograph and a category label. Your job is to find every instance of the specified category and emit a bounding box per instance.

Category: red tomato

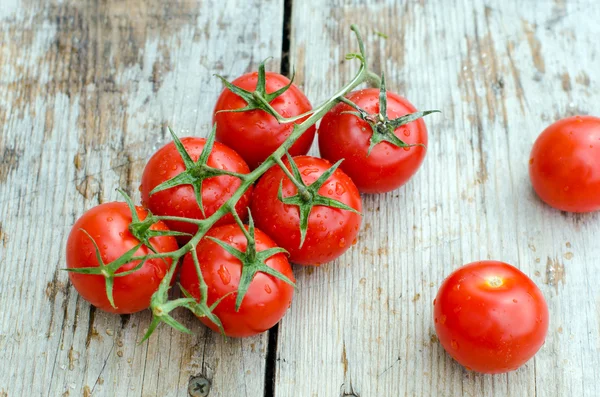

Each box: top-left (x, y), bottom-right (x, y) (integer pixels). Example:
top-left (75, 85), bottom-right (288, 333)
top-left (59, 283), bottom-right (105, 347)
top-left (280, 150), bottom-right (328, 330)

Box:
top-left (179, 224), bottom-right (295, 337)
top-left (529, 115), bottom-right (600, 212)
top-left (434, 261), bottom-right (549, 374)
top-left (213, 71), bottom-right (316, 169)
top-left (250, 156), bottom-right (362, 265)
top-left (318, 88), bottom-right (428, 193)
top-left (140, 137), bottom-right (252, 237)
top-left (66, 202), bottom-right (179, 314)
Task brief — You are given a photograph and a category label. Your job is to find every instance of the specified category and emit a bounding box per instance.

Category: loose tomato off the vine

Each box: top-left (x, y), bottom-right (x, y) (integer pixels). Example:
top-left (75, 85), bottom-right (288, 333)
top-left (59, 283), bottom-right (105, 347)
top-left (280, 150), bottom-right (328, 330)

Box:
top-left (319, 76), bottom-right (437, 193)
top-left (213, 67), bottom-right (316, 170)
top-left (529, 115), bottom-right (600, 212)
top-left (140, 129), bottom-right (252, 238)
top-left (434, 261), bottom-right (549, 374)
top-left (251, 155), bottom-right (362, 265)
top-left (66, 202), bottom-right (179, 314)
top-left (179, 222), bottom-right (295, 337)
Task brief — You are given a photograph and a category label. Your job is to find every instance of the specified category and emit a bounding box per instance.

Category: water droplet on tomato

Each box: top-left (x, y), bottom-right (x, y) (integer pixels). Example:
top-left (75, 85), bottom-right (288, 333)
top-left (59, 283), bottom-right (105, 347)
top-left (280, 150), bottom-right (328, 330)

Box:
top-left (529, 158), bottom-right (534, 165)
top-left (563, 186), bottom-right (570, 192)
top-left (217, 265), bottom-right (231, 285)
top-left (335, 182), bottom-right (345, 195)
top-left (403, 147), bottom-right (411, 151)
top-left (440, 315), bottom-right (447, 324)
top-left (107, 217), bottom-right (113, 222)
top-left (338, 238), bottom-right (346, 248)
top-left (302, 167), bottom-right (319, 176)
top-left (172, 164), bottom-right (177, 170)
top-left (513, 299), bottom-right (518, 303)
top-left (327, 189), bottom-right (334, 195)
top-left (453, 306), bottom-right (462, 313)
top-left (154, 264), bottom-right (165, 279)
top-left (352, 238), bottom-right (357, 245)
top-left (264, 284), bottom-right (272, 294)
top-left (433, 299), bottom-right (436, 305)
top-left (451, 340), bottom-right (459, 350)
top-left (119, 232), bottom-right (124, 237)
top-left (403, 129), bottom-right (410, 137)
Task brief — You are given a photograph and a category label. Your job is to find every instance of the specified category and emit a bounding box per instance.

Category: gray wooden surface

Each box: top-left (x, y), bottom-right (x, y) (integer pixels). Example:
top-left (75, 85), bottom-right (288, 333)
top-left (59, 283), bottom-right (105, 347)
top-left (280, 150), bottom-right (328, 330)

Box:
top-left (1, 0), bottom-right (599, 396)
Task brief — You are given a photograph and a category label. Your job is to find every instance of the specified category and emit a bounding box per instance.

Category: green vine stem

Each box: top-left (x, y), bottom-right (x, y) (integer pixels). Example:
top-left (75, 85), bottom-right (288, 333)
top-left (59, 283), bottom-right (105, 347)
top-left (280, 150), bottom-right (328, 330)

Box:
top-left (78, 25), bottom-right (427, 340)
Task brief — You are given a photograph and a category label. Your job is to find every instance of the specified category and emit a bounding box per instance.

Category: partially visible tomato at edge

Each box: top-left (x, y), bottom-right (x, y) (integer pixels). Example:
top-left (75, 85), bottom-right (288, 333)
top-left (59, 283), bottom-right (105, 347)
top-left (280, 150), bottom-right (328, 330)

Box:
top-left (529, 115), bottom-right (600, 212)
top-left (433, 261), bottom-right (549, 374)
top-left (140, 137), bottom-right (252, 238)
top-left (318, 88), bottom-right (428, 193)
top-left (179, 224), bottom-right (295, 338)
top-left (66, 202), bottom-right (179, 314)
top-left (213, 71), bottom-right (316, 170)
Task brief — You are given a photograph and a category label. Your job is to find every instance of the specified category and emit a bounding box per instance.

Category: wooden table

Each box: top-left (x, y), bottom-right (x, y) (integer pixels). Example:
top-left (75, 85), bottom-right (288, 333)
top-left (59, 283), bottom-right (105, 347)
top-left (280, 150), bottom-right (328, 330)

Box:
top-left (1, 1), bottom-right (599, 396)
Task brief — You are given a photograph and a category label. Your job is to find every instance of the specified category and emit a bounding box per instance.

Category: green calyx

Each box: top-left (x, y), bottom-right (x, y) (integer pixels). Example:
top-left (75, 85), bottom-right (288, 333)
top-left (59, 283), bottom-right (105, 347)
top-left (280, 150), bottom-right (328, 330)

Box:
top-left (118, 189), bottom-right (190, 249)
top-left (215, 58), bottom-right (309, 123)
top-left (65, 229), bottom-right (148, 310)
top-left (65, 191), bottom-right (187, 310)
top-left (275, 153), bottom-right (361, 248)
top-left (207, 211), bottom-right (296, 311)
top-left (340, 72), bottom-right (440, 155)
top-left (150, 125), bottom-right (246, 218)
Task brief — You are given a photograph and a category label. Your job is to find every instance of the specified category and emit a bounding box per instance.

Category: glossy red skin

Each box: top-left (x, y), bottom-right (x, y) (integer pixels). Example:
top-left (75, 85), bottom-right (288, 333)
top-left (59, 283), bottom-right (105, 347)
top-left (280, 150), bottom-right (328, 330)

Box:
top-left (250, 156), bottom-right (362, 266)
top-left (529, 115), bottom-right (600, 212)
top-left (213, 71), bottom-right (316, 170)
top-left (140, 137), bottom-right (252, 237)
top-left (179, 224), bottom-right (295, 337)
top-left (318, 88), bottom-right (428, 193)
top-left (434, 261), bottom-right (549, 374)
top-left (66, 202), bottom-right (179, 314)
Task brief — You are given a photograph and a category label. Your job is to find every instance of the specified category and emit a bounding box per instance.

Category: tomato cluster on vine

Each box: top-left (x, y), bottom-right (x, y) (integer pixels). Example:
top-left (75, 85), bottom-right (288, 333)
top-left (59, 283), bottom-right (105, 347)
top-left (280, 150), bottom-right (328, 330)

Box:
top-left (64, 25), bottom-right (600, 375)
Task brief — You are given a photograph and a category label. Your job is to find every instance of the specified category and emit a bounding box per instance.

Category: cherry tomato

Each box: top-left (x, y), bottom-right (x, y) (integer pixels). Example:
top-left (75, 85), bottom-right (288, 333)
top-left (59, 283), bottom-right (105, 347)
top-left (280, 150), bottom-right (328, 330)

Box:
top-left (66, 202), bottom-right (179, 314)
top-left (179, 224), bottom-right (295, 337)
top-left (318, 88), bottom-right (428, 193)
top-left (529, 115), bottom-right (600, 212)
top-left (140, 137), bottom-right (252, 237)
top-left (433, 261), bottom-right (549, 374)
top-left (213, 71), bottom-right (316, 169)
top-left (250, 155), bottom-right (362, 265)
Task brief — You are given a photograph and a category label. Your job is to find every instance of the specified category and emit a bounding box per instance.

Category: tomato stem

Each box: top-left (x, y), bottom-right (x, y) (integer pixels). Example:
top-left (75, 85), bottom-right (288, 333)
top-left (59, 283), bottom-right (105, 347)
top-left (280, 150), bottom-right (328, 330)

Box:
top-left (122, 25), bottom-right (382, 341)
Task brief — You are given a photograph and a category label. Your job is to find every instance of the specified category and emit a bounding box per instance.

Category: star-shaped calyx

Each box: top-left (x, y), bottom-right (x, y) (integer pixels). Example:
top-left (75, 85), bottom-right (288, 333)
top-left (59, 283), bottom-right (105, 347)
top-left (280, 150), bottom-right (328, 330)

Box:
top-left (275, 153), bottom-right (361, 248)
top-left (215, 58), bottom-right (306, 123)
top-left (150, 125), bottom-right (246, 217)
top-left (340, 72), bottom-right (440, 155)
top-left (207, 211), bottom-right (296, 311)
top-left (65, 190), bottom-right (186, 310)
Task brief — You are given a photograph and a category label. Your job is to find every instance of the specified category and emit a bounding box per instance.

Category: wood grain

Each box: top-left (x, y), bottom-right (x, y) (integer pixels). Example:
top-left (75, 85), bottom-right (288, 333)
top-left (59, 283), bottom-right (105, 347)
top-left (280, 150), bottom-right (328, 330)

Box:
top-left (0, 1), bottom-right (282, 396)
top-left (2, 0), bottom-right (600, 396)
top-left (275, 1), bottom-right (600, 396)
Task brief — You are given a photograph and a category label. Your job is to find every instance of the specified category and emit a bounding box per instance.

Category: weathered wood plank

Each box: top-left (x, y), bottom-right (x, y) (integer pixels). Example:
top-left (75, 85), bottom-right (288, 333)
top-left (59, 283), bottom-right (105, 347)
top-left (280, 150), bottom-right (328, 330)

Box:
top-left (275, 1), bottom-right (600, 396)
top-left (0, 1), bottom-right (283, 396)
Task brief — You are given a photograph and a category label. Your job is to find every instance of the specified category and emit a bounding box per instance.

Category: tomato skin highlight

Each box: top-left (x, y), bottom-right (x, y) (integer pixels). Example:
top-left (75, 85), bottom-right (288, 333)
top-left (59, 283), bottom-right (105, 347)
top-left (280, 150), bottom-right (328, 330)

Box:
top-left (140, 137), bottom-right (252, 237)
top-left (433, 261), bottom-right (549, 374)
top-left (213, 71), bottom-right (316, 170)
top-left (66, 202), bottom-right (179, 314)
top-left (250, 156), bottom-right (362, 266)
top-left (318, 88), bottom-right (428, 193)
top-left (529, 115), bottom-right (600, 212)
top-left (179, 224), bottom-right (295, 338)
